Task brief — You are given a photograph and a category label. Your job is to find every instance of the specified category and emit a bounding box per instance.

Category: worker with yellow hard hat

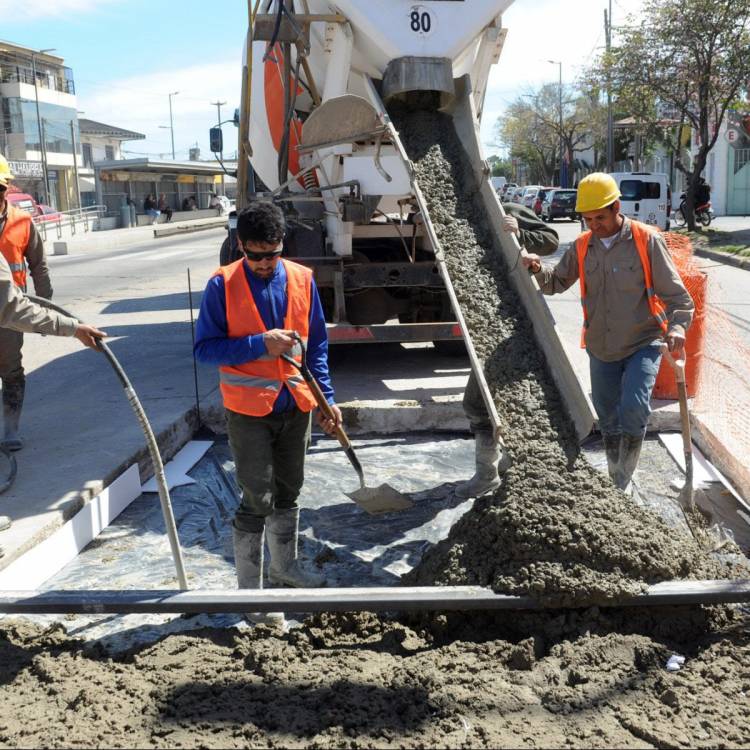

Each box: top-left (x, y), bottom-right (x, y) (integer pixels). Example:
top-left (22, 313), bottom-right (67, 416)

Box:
top-left (522, 172), bottom-right (694, 494)
top-left (0, 152), bottom-right (61, 452)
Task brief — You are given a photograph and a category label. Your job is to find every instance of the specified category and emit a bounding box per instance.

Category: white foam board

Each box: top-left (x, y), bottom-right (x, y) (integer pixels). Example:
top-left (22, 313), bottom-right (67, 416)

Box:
top-left (659, 432), bottom-right (723, 487)
top-left (141, 440), bottom-right (213, 493)
top-left (0, 464), bottom-right (141, 591)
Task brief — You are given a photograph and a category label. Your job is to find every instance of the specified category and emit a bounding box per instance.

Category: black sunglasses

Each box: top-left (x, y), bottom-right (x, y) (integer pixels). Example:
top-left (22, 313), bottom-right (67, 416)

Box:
top-left (0, 185), bottom-right (7, 192)
top-left (244, 249), bottom-right (283, 262)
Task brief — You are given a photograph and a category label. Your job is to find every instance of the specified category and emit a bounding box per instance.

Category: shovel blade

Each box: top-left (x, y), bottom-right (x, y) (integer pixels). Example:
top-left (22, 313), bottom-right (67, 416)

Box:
top-left (346, 484), bottom-right (413, 515)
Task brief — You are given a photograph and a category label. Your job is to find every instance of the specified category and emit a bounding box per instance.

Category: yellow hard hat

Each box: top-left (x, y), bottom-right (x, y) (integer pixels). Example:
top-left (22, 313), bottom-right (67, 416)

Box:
top-left (575, 173), bottom-right (620, 213)
top-left (0, 153), bottom-right (12, 186)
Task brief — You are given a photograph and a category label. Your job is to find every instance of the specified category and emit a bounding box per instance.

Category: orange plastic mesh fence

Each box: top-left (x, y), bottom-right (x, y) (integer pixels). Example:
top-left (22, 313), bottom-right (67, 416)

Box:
top-left (660, 232), bottom-right (750, 479)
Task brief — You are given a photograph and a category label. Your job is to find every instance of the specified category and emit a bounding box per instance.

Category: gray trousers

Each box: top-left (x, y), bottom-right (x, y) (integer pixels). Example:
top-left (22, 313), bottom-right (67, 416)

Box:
top-left (463, 370), bottom-right (492, 435)
top-left (0, 328), bottom-right (24, 383)
top-left (226, 407), bottom-right (312, 533)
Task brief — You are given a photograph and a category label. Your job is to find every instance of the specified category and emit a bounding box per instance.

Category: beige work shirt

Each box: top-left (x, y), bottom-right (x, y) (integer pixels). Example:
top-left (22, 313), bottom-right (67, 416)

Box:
top-left (0, 254), bottom-right (77, 335)
top-left (535, 217), bottom-right (694, 362)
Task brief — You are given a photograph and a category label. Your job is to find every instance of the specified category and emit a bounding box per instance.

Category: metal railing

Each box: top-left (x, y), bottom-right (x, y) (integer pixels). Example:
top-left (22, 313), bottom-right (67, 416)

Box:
top-left (0, 66), bottom-right (75, 95)
top-left (33, 204), bottom-right (108, 241)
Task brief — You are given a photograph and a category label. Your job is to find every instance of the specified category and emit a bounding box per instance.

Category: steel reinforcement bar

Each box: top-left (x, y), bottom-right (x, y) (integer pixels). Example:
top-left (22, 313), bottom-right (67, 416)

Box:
top-left (1, 580), bottom-right (749, 615)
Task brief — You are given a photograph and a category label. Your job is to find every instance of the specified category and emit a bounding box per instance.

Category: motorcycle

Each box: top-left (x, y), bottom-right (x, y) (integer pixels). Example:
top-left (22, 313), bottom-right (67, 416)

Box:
top-left (674, 192), bottom-right (713, 227)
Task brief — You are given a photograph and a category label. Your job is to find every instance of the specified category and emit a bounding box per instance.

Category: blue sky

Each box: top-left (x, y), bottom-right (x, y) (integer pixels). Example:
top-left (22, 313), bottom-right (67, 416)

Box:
top-left (4, 0), bottom-right (643, 160)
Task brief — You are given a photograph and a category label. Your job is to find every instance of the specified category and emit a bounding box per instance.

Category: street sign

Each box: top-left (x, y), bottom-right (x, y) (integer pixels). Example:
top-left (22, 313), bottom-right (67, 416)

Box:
top-left (8, 160), bottom-right (43, 178)
top-left (726, 128), bottom-right (740, 143)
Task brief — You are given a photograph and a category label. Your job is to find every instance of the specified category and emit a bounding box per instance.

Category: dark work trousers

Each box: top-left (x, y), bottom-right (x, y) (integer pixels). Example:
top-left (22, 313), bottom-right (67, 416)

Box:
top-left (462, 370), bottom-right (492, 435)
top-left (0, 328), bottom-right (24, 383)
top-left (227, 407), bottom-right (312, 533)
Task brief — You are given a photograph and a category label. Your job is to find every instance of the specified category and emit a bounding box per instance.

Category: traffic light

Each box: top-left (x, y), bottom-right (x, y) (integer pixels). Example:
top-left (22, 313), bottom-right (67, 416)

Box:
top-left (209, 127), bottom-right (223, 153)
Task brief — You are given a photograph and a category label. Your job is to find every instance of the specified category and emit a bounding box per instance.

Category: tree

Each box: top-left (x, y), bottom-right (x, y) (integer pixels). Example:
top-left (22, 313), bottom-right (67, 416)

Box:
top-left (487, 155), bottom-right (513, 178)
top-left (595, 0), bottom-right (750, 229)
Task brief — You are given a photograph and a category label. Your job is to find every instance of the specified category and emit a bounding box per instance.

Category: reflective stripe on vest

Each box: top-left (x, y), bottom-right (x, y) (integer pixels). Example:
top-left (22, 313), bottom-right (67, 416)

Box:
top-left (0, 205), bottom-right (30, 288)
top-left (216, 258), bottom-right (318, 416)
top-left (575, 220), bottom-right (669, 348)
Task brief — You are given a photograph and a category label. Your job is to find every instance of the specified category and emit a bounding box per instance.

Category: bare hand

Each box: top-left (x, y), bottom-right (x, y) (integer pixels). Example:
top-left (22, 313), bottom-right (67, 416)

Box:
top-left (316, 403), bottom-right (342, 436)
top-left (501, 215), bottom-right (520, 236)
top-left (74, 324), bottom-right (106, 349)
top-left (664, 327), bottom-right (686, 354)
top-left (521, 253), bottom-right (542, 274)
top-left (263, 329), bottom-right (296, 357)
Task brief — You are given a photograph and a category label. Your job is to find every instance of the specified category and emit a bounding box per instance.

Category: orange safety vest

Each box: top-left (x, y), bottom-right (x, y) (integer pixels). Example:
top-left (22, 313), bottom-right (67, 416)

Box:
top-left (216, 258), bottom-right (318, 417)
top-left (576, 220), bottom-right (669, 348)
top-left (0, 204), bottom-right (30, 288)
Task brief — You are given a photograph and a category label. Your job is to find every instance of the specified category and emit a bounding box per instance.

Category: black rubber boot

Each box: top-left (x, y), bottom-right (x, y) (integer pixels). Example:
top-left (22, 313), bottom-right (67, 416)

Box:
top-left (2, 378), bottom-right (25, 452)
top-left (617, 433), bottom-right (645, 492)
top-left (232, 525), bottom-right (285, 628)
top-left (267, 507), bottom-right (325, 588)
top-left (602, 432), bottom-right (622, 485)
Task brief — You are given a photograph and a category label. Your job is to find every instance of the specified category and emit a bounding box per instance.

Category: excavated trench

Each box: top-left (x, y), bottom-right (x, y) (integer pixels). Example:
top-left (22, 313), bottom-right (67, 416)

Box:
top-left (0, 104), bottom-right (749, 748)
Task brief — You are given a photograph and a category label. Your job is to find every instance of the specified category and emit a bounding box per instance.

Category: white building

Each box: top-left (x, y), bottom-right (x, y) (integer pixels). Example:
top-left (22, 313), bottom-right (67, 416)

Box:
top-left (0, 41), bottom-right (79, 210)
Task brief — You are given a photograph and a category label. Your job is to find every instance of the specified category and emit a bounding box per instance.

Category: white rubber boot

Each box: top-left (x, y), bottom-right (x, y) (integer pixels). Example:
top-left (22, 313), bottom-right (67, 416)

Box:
top-left (232, 526), bottom-right (285, 628)
top-left (267, 508), bottom-right (325, 588)
top-left (455, 431), bottom-right (506, 500)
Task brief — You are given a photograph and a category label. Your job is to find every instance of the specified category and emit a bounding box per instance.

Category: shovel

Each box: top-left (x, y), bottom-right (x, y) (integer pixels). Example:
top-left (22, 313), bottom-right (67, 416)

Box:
top-left (281, 336), bottom-right (412, 514)
top-left (662, 346), bottom-right (695, 512)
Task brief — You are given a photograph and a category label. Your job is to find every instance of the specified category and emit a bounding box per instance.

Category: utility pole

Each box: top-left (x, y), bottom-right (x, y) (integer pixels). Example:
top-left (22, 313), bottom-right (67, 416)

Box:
top-left (605, 0), bottom-right (614, 172)
top-left (70, 120), bottom-right (81, 210)
top-left (31, 49), bottom-right (55, 204)
top-left (168, 91), bottom-right (179, 159)
top-left (548, 60), bottom-right (564, 187)
top-left (211, 100), bottom-right (227, 193)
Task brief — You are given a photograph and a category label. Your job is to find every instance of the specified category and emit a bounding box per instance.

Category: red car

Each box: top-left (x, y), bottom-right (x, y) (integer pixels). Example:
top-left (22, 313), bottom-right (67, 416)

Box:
top-left (6, 191), bottom-right (62, 223)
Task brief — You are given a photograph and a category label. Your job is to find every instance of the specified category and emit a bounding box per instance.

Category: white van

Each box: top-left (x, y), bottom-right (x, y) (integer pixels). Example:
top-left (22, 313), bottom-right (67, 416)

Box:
top-left (610, 172), bottom-right (672, 231)
top-left (491, 175), bottom-right (507, 193)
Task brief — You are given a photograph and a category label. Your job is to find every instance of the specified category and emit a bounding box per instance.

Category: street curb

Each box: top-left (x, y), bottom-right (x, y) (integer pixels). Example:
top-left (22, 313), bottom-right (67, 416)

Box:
top-left (153, 218), bottom-right (226, 238)
top-left (695, 247), bottom-right (750, 270)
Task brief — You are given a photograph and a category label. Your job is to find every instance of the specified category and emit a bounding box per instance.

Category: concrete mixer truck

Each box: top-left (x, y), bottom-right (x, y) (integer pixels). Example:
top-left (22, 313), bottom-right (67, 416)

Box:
top-left (217, 0), bottom-right (513, 348)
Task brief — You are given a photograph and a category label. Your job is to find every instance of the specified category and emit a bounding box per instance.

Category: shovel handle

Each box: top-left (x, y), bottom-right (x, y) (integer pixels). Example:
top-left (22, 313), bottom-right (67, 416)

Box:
top-left (282, 352), bottom-right (352, 450)
top-left (661, 345), bottom-right (693, 466)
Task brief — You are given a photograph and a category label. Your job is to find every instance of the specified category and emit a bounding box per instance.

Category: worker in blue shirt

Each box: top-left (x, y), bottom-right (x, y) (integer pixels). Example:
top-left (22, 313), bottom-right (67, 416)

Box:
top-left (195, 201), bottom-right (340, 602)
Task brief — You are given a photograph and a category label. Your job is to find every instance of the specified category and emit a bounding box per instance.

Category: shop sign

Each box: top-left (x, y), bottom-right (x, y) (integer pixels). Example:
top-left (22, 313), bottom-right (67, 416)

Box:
top-left (8, 160), bottom-right (43, 178)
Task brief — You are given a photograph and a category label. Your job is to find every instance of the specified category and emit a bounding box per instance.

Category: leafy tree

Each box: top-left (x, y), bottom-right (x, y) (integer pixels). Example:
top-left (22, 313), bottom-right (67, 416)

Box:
top-left (596, 0), bottom-right (750, 229)
top-left (487, 155), bottom-right (513, 178)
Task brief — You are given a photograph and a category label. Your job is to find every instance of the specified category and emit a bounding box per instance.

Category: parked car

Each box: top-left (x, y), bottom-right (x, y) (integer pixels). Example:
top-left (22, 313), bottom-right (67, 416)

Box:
top-left (509, 186), bottom-right (526, 203)
top-left (5, 191), bottom-right (62, 223)
top-left (532, 187), bottom-right (554, 216)
top-left (521, 185), bottom-right (542, 209)
top-left (541, 189), bottom-right (579, 222)
top-left (501, 182), bottom-right (517, 199)
top-left (611, 172), bottom-right (671, 231)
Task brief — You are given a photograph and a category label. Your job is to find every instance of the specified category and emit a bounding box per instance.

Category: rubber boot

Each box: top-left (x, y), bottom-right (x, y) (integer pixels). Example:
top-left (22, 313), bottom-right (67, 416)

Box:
top-left (616, 433), bottom-right (645, 493)
top-left (232, 525), bottom-right (285, 628)
top-left (602, 432), bottom-right (622, 485)
top-left (266, 507), bottom-right (325, 588)
top-left (454, 431), bottom-right (506, 500)
top-left (2, 378), bottom-right (25, 452)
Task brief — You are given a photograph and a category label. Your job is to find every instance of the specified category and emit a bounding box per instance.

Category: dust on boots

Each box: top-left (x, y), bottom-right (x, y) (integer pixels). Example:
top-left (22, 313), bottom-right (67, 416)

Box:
top-left (1, 378), bottom-right (25, 452)
top-left (455, 431), bottom-right (507, 500)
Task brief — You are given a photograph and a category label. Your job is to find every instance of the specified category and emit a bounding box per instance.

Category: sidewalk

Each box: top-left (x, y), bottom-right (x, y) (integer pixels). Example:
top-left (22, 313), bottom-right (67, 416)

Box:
top-left (49, 215), bottom-right (227, 255)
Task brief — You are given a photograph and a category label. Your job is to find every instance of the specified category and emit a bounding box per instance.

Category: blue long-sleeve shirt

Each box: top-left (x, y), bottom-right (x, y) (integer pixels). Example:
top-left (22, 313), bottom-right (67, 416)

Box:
top-left (194, 260), bottom-right (335, 412)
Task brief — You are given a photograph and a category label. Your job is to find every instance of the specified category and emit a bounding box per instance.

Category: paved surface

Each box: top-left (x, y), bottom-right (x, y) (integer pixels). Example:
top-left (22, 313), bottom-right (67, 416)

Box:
top-left (1, 215), bottom-right (749, 570)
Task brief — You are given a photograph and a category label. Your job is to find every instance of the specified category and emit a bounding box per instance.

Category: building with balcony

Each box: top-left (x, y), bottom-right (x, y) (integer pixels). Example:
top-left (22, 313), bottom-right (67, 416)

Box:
top-left (0, 41), bottom-right (81, 211)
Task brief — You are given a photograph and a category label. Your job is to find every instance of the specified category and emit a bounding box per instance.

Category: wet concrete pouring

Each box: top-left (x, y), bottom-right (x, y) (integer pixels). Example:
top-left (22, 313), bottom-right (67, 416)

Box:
top-left (1, 106), bottom-right (749, 748)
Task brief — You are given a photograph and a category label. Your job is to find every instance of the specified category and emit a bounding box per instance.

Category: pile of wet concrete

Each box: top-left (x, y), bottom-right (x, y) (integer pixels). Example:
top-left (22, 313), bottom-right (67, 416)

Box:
top-left (392, 106), bottom-right (729, 606)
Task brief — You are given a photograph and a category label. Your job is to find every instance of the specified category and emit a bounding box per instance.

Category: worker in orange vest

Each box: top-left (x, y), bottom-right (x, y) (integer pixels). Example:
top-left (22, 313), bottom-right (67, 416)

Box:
top-left (522, 173), bottom-right (694, 493)
top-left (195, 200), bottom-right (341, 607)
top-left (0, 250), bottom-right (105, 552)
top-left (0, 154), bottom-right (55, 451)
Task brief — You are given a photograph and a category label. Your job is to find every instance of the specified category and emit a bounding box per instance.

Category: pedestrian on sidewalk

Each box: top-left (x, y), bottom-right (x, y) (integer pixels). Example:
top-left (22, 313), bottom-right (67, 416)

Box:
top-left (0, 154), bottom-right (58, 452)
top-left (195, 200), bottom-right (341, 610)
top-left (455, 202), bottom-right (560, 500)
top-left (0, 250), bottom-right (106, 552)
top-left (522, 173), bottom-right (694, 492)
top-left (157, 193), bottom-right (173, 223)
top-left (143, 193), bottom-right (161, 225)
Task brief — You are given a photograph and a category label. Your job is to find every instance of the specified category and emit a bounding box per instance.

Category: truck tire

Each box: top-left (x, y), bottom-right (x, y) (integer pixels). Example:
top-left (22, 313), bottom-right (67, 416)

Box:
top-left (433, 338), bottom-right (467, 356)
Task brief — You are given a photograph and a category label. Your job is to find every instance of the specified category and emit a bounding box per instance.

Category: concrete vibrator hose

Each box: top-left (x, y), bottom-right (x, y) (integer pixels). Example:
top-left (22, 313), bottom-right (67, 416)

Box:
top-left (26, 295), bottom-right (189, 590)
